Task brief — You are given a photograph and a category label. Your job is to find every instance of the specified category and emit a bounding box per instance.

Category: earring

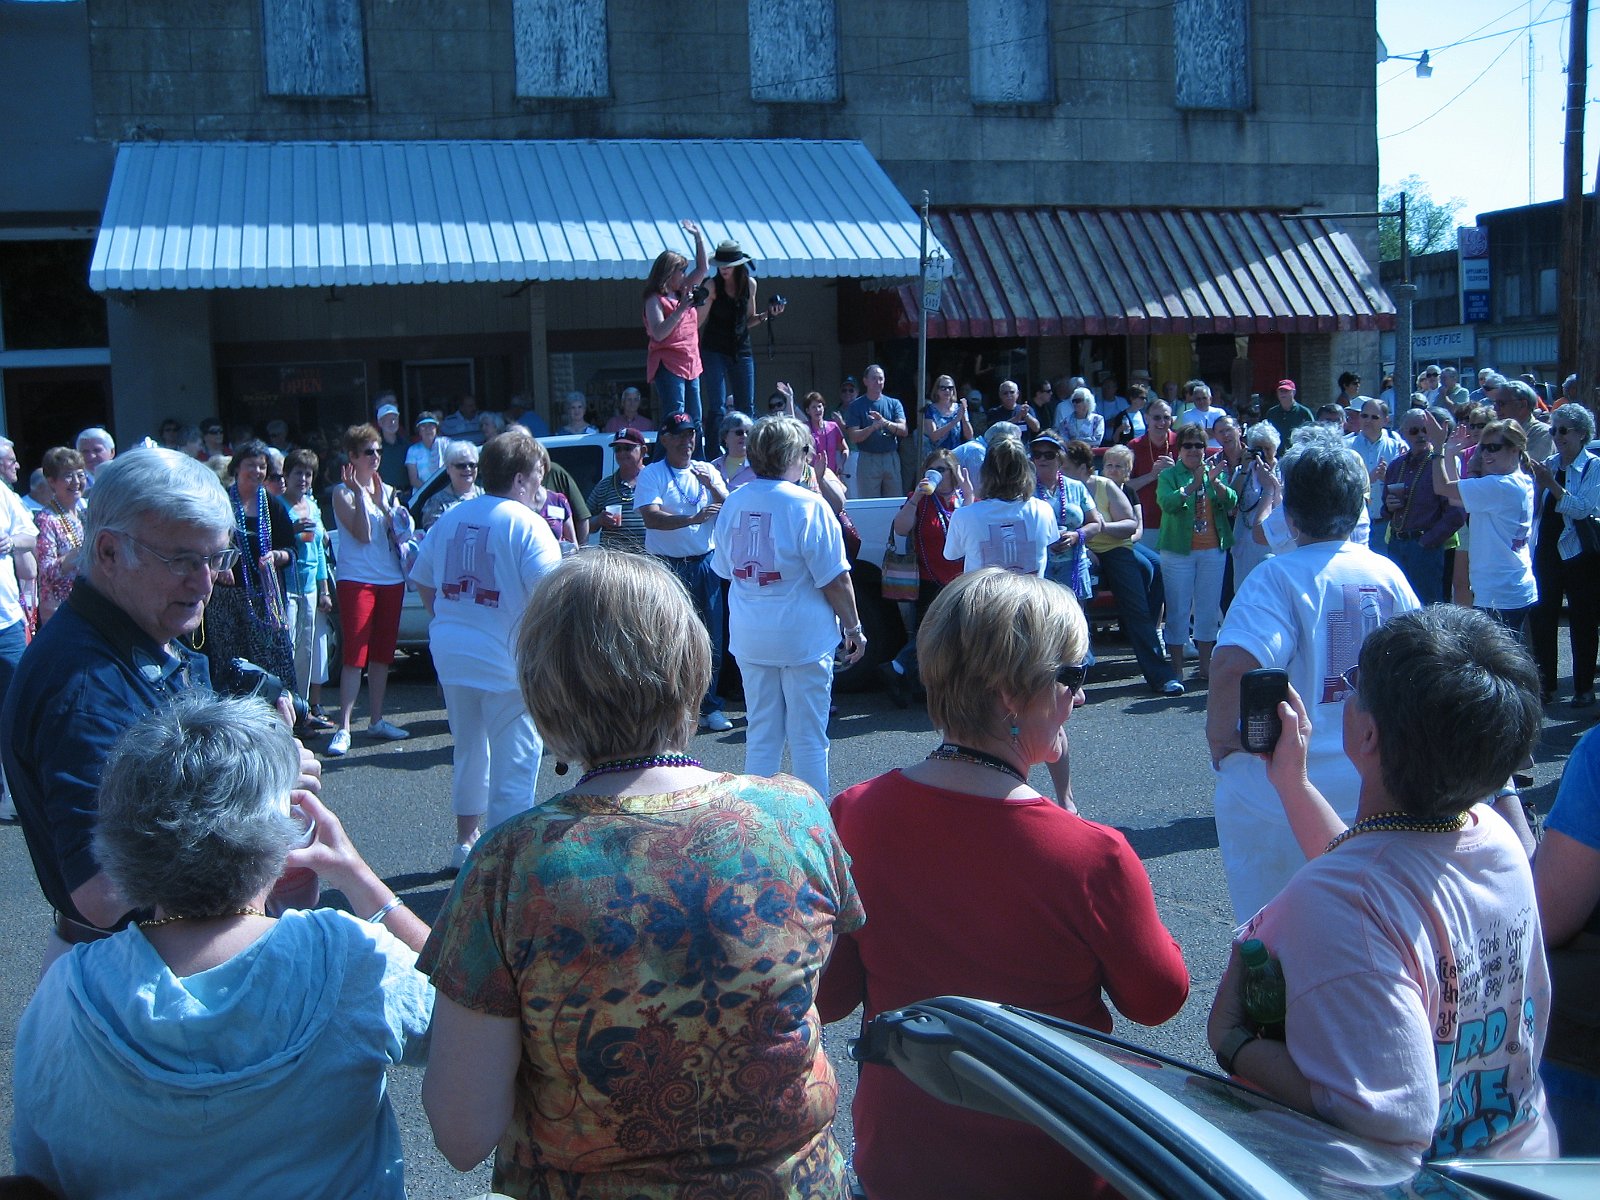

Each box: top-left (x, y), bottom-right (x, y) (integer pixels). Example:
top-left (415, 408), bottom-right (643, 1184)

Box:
top-left (1008, 714), bottom-right (1020, 747)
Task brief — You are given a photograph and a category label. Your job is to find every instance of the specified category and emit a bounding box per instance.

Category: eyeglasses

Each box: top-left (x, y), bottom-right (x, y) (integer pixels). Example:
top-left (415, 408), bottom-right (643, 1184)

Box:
top-left (267, 473), bottom-right (285, 485)
top-left (1030, 449), bottom-right (1059, 460)
top-left (124, 536), bottom-right (241, 578)
top-left (1401, 427), bottom-right (1428, 436)
top-left (1057, 661), bottom-right (1090, 691)
top-left (1554, 426), bottom-right (1579, 435)
top-left (1478, 441), bottom-right (1509, 454)
top-left (937, 384), bottom-right (955, 391)
top-left (1151, 414), bottom-right (1173, 422)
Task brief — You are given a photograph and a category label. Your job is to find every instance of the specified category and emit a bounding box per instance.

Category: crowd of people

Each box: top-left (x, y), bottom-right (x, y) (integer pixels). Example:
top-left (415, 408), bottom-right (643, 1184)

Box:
top-left (2, 340), bottom-right (1599, 1197)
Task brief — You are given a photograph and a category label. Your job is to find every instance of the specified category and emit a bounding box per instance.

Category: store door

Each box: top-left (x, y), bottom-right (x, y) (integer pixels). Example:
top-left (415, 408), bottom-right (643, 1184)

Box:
top-left (2, 365), bottom-right (111, 475)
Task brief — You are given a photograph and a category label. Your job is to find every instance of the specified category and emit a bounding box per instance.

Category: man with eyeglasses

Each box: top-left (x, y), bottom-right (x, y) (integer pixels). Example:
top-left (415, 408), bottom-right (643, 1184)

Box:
top-left (1495, 379), bottom-right (1554, 463)
top-left (2, 449), bottom-right (321, 962)
top-left (587, 428), bottom-right (650, 555)
top-left (1345, 399), bottom-right (1405, 536)
top-left (1379, 408), bottom-right (1465, 605)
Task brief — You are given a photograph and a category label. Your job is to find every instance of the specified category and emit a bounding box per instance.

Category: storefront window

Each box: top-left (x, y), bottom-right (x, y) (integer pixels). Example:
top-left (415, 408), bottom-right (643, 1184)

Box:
top-left (0, 240), bottom-right (107, 351)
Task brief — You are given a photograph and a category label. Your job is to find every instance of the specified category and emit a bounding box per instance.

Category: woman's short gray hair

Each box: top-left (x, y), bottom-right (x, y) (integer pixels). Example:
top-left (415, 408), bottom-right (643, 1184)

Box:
top-left (1279, 426), bottom-right (1367, 540)
top-left (919, 569), bottom-right (1087, 743)
top-left (1071, 387), bottom-right (1096, 414)
top-left (748, 415), bottom-right (813, 478)
top-left (1244, 422), bottom-right (1281, 452)
top-left (1555, 403), bottom-right (1596, 442)
top-left (445, 440), bottom-right (480, 466)
top-left (517, 550), bottom-right (710, 765)
top-left (93, 694), bottom-right (301, 917)
top-left (83, 448), bottom-right (234, 549)
top-left (718, 409), bottom-right (755, 447)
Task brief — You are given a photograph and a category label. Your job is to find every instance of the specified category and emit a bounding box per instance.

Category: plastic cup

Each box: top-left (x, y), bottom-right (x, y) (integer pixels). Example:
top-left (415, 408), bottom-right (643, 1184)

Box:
top-left (268, 804), bottom-right (321, 914)
top-left (605, 503), bottom-right (623, 518)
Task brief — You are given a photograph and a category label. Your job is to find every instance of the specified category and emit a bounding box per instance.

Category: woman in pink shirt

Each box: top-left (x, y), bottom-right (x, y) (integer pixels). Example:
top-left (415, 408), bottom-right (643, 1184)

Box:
top-left (643, 218), bottom-right (710, 439)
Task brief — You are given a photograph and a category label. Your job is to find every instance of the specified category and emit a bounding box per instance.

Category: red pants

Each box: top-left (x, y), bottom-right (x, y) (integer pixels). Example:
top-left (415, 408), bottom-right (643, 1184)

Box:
top-left (337, 581), bottom-right (404, 668)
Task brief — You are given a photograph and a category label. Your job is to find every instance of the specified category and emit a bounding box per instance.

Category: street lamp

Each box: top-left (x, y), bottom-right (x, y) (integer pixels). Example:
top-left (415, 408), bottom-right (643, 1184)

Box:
top-left (1377, 39), bottom-right (1433, 79)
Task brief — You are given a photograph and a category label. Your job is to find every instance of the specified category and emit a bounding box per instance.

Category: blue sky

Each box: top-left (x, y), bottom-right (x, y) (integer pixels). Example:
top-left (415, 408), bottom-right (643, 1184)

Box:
top-left (1377, 0), bottom-right (1595, 221)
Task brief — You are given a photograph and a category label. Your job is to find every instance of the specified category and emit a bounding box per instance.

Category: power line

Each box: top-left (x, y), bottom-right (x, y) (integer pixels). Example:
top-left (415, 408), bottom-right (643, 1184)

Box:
top-left (1380, 33), bottom-right (1525, 140)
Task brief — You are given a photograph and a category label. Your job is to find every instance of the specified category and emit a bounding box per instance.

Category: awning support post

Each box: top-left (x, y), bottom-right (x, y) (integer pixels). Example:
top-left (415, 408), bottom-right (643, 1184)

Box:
top-left (918, 190), bottom-right (930, 418)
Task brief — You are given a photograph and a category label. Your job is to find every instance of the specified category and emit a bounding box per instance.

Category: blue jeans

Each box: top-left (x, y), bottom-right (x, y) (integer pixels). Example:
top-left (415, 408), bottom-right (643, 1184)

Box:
top-left (702, 351), bottom-right (755, 436)
top-left (1095, 545), bottom-right (1176, 690)
top-left (1386, 535), bottom-right (1447, 606)
top-left (652, 370), bottom-right (702, 435)
top-left (658, 552), bottom-right (723, 715)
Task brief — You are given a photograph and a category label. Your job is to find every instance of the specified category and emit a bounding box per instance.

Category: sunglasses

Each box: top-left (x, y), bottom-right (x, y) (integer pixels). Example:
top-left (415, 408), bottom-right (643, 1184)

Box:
top-left (1151, 414), bottom-right (1174, 422)
top-left (1401, 427), bottom-right (1427, 435)
top-left (358, 447), bottom-right (381, 458)
top-left (1057, 661), bottom-right (1090, 691)
top-left (1467, 422), bottom-right (1488, 431)
top-left (1180, 443), bottom-right (1207, 451)
top-left (1477, 441), bottom-right (1509, 454)
top-left (1554, 426), bottom-right (1580, 435)
top-left (1030, 449), bottom-right (1060, 460)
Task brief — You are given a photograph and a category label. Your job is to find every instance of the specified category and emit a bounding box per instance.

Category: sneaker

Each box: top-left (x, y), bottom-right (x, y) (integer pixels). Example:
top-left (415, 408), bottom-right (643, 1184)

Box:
top-left (450, 843), bottom-right (473, 872)
top-left (1161, 679), bottom-right (1186, 697)
top-left (699, 710), bottom-right (733, 733)
top-left (368, 719), bottom-right (410, 741)
top-left (325, 730), bottom-right (351, 757)
top-left (877, 662), bottom-right (911, 709)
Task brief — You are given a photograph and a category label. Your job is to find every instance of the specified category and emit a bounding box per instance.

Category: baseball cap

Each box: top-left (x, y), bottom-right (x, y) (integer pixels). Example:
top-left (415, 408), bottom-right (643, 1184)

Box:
top-left (1029, 430), bottom-right (1066, 451)
top-left (376, 403), bottom-right (400, 420)
top-left (611, 428), bottom-right (646, 447)
top-left (661, 412), bottom-right (697, 436)
top-left (1276, 379), bottom-right (1296, 393)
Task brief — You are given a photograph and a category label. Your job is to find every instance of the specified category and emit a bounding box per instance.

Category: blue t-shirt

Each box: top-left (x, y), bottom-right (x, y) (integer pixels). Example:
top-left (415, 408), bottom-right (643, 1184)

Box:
top-left (847, 394), bottom-right (906, 455)
top-left (1546, 726), bottom-right (1600, 934)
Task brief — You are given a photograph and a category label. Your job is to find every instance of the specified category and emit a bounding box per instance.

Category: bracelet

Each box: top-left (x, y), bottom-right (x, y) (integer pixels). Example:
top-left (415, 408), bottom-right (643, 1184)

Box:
top-left (843, 624), bottom-right (866, 637)
top-left (365, 898), bottom-right (405, 924)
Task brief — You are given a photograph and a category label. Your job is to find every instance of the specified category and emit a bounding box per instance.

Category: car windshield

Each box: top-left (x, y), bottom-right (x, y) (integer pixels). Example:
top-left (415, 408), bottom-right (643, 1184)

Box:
top-left (1016, 1011), bottom-right (1482, 1199)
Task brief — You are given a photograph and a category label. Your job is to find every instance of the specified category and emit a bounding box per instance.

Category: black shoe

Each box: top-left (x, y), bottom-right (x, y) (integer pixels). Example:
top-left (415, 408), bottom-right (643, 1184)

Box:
top-left (1541, 688), bottom-right (1557, 704)
top-left (1573, 691), bottom-right (1597, 710)
top-left (877, 662), bottom-right (910, 708)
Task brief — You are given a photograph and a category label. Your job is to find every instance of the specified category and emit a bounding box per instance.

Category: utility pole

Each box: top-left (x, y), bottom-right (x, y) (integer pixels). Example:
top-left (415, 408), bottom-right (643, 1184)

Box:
top-left (1556, 0), bottom-right (1588, 387)
top-left (1393, 193), bottom-right (1415, 403)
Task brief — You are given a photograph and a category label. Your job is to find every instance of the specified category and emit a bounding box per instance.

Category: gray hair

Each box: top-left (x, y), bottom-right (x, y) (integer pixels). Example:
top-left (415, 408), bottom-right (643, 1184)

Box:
top-left (1554, 403), bottom-right (1596, 442)
top-left (1483, 372), bottom-right (1507, 392)
top-left (1425, 405), bottom-right (1456, 435)
top-left (1279, 426), bottom-right (1366, 541)
top-left (92, 694), bottom-right (301, 917)
top-left (984, 420), bottom-right (1021, 447)
top-left (1498, 379), bottom-right (1538, 413)
top-left (445, 440), bottom-right (479, 465)
top-left (478, 411), bottom-right (506, 435)
top-left (748, 415), bottom-right (813, 478)
top-left (1070, 387), bottom-right (1096, 414)
top-left (718, 409), bottom-right (755, 445)
top-left (1244, 422), bottom-right (1281, 452)
top-left (83, 448), bottom-right (234, 552)
top-left (76, 426), bottom-right (115, 452)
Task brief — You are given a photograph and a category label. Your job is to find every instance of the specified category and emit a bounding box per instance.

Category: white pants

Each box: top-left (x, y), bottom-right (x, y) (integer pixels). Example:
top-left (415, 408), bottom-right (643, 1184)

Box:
top-left (741, 654), bottom-right (834, 798)
top-left (1160, 547), bottom-right (1226, 644)
top-left (286, 588), bottom-right (332, 701)
top-left (441, 683), bottom-right (543, 832)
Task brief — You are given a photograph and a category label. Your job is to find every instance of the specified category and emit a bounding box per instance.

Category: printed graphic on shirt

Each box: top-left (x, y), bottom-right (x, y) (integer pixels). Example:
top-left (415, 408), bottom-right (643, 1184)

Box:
top-left (727, 511), bottom-right (782, 586)
top-left (1431, 907), bottom-right (1542, 1156)
top-left (975, 520), bottom-right (1041, 573)
top-left (1319, 583), bottom-right (1402, 703)
top-left (439, 523), bottom-right (501, 607)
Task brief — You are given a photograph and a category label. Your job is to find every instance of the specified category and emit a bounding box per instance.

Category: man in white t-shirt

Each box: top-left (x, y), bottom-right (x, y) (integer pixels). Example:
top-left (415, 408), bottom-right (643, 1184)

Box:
top-left (1207, 431), bottom-right (1419, 922)
top-left (0, 437), bottom-right (37, 822)
top-left (410, 428), bottom-right (562, 869)
top-left (635, 412), bottom-right (732, 731)
top-left (1175, 381), bottom-right (1226, 443)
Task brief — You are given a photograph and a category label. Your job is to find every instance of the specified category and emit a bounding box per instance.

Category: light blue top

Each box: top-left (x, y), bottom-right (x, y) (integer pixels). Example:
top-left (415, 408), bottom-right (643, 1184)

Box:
top-left (11, 908), bottom-right (433, 1199)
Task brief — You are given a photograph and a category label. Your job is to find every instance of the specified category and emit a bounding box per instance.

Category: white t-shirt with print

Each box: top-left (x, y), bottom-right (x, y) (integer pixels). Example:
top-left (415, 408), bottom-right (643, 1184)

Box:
top-left (711, 479), bottom-right (848, 666)
top-left (634, 460), bottom-right (726, 558)
top-left (409, 493), bottom-right (561, 693)
top-left (1212, 540), bottom-right (1419, 921)
top-left (1457, 472), bottom-right (1537, 610)
top-left (943, 497), bottom-right (1059, 578)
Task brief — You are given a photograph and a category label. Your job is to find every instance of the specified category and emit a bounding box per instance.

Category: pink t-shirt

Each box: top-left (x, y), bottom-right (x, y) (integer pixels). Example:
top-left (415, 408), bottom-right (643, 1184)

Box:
top-left (645, 294), bottom-right (701, 383)
top-left (1243, 806), bottom-right (1556, 1162)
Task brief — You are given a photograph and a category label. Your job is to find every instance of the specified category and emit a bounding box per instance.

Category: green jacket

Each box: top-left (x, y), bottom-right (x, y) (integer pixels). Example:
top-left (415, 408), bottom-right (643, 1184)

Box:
top-left (1155, 461), bottom-right (1237, 553)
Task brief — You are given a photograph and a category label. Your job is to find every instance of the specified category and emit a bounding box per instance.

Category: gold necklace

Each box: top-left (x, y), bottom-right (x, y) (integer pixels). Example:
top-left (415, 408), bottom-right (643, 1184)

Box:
top-left (50, 497), bottom-right (83, 549)
top-left (1325, 810), bottom-right (1469, 854)
top-left (139, 906), bottom-right (266, 928)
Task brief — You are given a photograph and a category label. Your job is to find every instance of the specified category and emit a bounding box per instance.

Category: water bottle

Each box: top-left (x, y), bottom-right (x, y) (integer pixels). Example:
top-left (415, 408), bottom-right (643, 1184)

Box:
top-left (1239, 938), bottom-right (1286, 1041)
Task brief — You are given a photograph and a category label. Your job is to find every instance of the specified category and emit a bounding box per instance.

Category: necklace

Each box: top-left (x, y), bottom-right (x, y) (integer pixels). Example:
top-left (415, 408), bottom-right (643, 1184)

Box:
top-left (927, 742), bottom-right (1027, 784)
top-left (1325, 810), bottom-right (1469, 854)
top-left (49, 497), bottom-right (83, 549)
top-left (139, 906), bottom-right (267, 928)
top-left (231, 484), bottom-right (288, 632)
top-left (578, 752), bottom-right (701, 786)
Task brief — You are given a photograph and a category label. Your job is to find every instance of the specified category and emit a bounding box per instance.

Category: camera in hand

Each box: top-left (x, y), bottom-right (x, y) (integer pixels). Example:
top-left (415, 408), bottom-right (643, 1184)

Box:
top-left (768, 294), bottom-right (788, 310)
top-left (685, 284), bottom-right (709, 306)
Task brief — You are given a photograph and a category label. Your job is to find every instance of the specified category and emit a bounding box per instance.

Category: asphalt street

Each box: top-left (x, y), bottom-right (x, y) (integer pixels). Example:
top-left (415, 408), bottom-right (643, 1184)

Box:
top-left (0, 629), bottom-right (1590, 1195)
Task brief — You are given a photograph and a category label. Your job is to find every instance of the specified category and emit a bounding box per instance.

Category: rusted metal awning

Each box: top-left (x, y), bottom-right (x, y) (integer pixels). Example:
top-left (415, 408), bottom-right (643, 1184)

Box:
top-left (887, 207), bottom-right (1394, 337)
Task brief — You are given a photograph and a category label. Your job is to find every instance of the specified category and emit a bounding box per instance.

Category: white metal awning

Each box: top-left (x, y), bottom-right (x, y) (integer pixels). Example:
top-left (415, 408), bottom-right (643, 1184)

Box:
top-left (89, 139), bottom-right (941, 291)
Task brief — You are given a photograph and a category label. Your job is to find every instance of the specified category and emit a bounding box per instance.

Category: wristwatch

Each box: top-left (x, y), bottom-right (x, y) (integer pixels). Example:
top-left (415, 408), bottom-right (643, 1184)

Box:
top-left (1214, 1025), bottom-right (1257, 1075)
